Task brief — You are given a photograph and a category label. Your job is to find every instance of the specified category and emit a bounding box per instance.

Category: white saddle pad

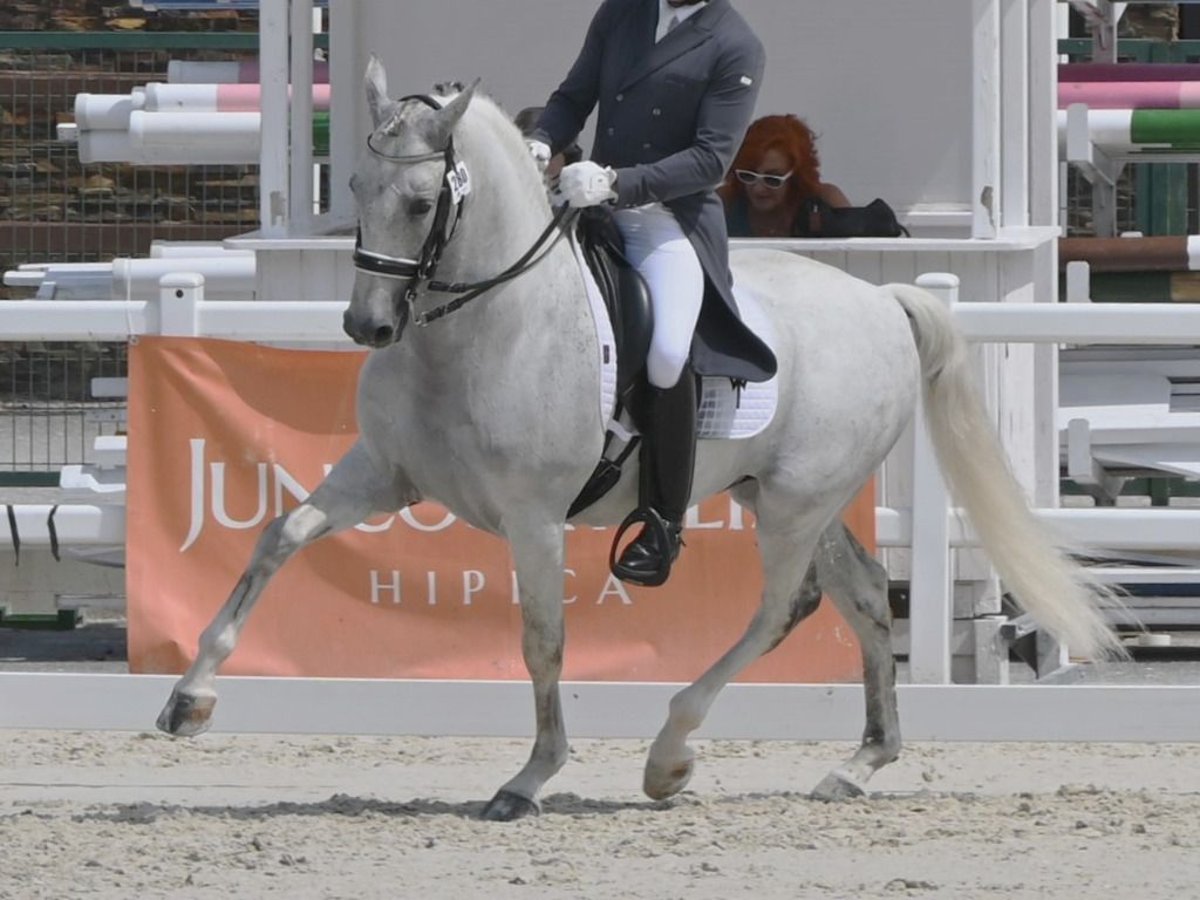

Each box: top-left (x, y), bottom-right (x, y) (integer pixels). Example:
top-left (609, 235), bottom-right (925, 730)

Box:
top-left (573, 236), bottom-right (778, 441)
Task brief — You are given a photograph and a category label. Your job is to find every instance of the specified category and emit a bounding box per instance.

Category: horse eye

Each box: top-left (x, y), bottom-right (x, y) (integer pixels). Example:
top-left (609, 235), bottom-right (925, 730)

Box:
top-left (408, 198), bottom-right (434, 217)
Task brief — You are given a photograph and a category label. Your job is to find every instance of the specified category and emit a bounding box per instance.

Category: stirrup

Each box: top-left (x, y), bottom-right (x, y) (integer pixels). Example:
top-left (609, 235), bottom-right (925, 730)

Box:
top-left (609, 506), bottom-right (678, 588)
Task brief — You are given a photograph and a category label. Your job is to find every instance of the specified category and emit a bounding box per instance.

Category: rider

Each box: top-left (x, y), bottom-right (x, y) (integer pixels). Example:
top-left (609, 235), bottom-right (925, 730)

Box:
top-left (528, 0), bottom-right (769, 586)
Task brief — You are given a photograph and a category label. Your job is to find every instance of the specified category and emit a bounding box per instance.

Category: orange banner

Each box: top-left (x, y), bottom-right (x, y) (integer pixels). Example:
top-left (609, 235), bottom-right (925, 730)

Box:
top-left (126, 337), bottom-right (872, 683)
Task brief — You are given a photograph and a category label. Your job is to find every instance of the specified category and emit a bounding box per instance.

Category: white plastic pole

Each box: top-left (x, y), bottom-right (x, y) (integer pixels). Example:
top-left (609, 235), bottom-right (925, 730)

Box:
top-left (128, 110), bottom-right (261, 165)
top-left (908, 273), bottom-right (959, 685)
top-left (149, 241), bottom-right (254, 259)
top-left (74, 91), bottom-right (145, 130)
top-left (159, 273), bottom-right (205, 337)
top-left (259, 0), bottom-right (290, 235)
top-left (77, 130), bottom-right (134, 165)
top-left (112, 257), bottom-right (255, 301)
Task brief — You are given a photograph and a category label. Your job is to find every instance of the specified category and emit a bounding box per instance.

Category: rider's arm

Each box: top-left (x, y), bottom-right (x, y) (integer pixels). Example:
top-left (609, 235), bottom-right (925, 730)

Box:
top-left (532, 0), bottom-right (620, 156)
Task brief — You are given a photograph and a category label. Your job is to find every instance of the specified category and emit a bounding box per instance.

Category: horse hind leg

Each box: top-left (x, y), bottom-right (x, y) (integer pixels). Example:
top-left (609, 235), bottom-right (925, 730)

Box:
top-left (643, 499), bottom-right (824, 800)
top-left (810, 521), bottom-right (901, 801)
top-left (157, 441), bottom-right (404, 738)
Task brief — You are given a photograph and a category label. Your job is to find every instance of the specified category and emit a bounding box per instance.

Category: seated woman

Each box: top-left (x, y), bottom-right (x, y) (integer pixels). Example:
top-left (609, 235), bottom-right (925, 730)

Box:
top-left (720, 114), bottom-right (851, 238)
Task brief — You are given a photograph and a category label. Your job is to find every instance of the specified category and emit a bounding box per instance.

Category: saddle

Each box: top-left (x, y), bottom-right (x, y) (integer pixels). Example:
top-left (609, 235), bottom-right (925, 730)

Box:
top-left (574, 207), bottom-right (653, 397)
top-left (568, 207), bottom-right (655, 517)
top-left (565, 208), bottom-right (780, 520)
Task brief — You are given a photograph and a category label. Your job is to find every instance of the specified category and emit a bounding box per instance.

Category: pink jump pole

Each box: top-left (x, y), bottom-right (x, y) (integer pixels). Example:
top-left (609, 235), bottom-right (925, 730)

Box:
top-left (144, 82), bottom-right (332, 113)
top-left (1058, 81), bottom-right (1200, 110)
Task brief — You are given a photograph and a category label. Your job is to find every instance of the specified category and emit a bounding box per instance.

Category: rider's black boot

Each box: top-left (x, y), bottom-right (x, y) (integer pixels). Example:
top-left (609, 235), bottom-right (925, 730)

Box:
top-left (612, 365), bottom-right (697, 587)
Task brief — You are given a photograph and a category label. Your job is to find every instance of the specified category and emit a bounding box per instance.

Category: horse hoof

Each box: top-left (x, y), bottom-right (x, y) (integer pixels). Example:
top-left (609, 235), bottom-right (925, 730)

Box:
top-left (643, 752), bottom-right (694, 800)
top-left (156, 688), bottom-right (217, 738)
top-left (811, 771), bottom-right (865, 802)
top-left (481, 790), bottom-right (540, 822)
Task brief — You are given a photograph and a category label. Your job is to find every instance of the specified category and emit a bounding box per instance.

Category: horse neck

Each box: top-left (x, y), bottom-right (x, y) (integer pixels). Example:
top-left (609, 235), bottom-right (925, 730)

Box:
top-left (409, 120), bottom-right (585, 356)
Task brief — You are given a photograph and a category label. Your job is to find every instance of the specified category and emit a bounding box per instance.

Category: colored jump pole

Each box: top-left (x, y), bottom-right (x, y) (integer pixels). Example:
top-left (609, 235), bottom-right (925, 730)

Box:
top-left (1057, 108), bottom-right (1200, 151)
top-left (1058, 81), bottom-right (1200, 110)
top-left (1060, 63), bottom-right (1200, 82)
top-left (1059, 236), bottom-right (1200, 273)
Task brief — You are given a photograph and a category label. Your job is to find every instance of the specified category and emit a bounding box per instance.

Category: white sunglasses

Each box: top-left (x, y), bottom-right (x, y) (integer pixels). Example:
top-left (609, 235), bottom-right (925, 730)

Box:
top-left (734, 169), bottom-right (793, 190)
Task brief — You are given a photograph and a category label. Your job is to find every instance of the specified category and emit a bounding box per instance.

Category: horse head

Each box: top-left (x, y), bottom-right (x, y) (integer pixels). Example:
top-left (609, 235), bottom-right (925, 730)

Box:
top-left (344, 55), bottom-right (478, 347)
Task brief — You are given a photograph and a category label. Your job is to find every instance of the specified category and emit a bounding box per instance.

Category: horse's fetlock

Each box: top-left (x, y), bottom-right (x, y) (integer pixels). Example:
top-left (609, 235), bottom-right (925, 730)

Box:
top-left (666, 696), bottom-right (704, 734)
top-left (200, 627), bottom-right (237, 661)
top-left (867, 733), bottom-right (902, 764)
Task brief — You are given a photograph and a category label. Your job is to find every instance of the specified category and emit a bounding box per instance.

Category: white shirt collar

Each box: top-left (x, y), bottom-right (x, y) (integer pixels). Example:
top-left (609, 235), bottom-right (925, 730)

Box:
top-left (656, 0), bottom-right (708, 43)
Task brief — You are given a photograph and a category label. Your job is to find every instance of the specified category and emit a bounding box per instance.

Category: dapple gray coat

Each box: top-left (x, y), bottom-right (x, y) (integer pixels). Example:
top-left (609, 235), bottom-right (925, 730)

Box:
top-left (534, 0), bottom-right (775, 382)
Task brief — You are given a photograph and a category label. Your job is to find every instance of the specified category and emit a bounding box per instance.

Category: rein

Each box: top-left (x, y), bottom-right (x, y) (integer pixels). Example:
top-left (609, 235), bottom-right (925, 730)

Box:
top-left (353, 93), bottom-right (580, 328)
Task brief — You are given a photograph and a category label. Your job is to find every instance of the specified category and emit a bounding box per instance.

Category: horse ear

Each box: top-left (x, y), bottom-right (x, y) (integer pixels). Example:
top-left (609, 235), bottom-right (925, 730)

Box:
top-left (428, 78), bottom-right (480, 147)
top-left (364, 54), bottom-right (390, 128)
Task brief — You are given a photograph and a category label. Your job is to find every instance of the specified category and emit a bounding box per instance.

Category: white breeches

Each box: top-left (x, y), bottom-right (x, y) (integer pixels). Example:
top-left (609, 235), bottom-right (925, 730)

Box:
top-left (612, 204), bottom-right (704, 389)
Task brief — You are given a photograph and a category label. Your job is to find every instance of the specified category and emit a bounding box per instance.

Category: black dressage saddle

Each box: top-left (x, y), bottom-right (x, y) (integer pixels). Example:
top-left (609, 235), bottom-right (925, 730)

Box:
top-left (575, 207), bottom-right (653, 397)
top-left (568, 207), bottom-right (655, 517)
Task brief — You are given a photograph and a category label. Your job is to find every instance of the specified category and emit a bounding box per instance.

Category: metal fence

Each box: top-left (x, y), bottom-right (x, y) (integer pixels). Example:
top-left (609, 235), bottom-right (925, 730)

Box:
top-left (0, 31), bottom-right (267, 480)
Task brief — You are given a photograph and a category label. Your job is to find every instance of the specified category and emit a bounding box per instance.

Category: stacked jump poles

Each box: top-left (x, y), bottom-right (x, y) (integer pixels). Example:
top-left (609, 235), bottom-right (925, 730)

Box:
top-left (1060, 236), bottom-right (1200, 302)
top-left (1058, 62), bottom-right (1200, 294)
top-left (66, 60), bottom-right (332, 165)
top-left (1058, 63), bottom-right (1200, 149)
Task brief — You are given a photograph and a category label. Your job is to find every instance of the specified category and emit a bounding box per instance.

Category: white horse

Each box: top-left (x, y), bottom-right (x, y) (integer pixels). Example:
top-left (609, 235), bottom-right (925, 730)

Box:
top-left (157, 58), bottom-right (1121, 821)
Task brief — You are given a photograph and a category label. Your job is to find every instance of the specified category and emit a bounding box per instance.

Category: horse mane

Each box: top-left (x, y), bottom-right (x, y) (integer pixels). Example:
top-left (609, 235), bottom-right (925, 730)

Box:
top-left (444, 87), bottom-right (549, 197)
top-left (375, 83), bottom-right (543, 191)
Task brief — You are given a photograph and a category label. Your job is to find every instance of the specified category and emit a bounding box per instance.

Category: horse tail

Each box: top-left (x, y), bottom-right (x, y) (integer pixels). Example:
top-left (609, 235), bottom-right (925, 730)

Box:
top-left (887, 282), bottom-right (1126, 660)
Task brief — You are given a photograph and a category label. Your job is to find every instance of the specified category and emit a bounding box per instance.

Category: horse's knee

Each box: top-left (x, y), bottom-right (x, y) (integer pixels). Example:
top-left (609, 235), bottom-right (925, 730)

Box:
top-left (281, 504), bottom-right (332, 546)
top-left (252, 506), bottom-right (331, 567)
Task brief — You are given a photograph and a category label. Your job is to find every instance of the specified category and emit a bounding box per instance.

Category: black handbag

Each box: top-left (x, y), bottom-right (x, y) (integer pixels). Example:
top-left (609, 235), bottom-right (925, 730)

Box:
top-left (798, 196), bottom-right (909, 238)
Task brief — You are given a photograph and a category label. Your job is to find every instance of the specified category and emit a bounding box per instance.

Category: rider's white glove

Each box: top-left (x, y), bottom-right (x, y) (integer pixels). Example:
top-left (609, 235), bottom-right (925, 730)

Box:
top-left (526, 139), bottom-right (552, 174)
top-left (554, 161), bottom-right (618, 207)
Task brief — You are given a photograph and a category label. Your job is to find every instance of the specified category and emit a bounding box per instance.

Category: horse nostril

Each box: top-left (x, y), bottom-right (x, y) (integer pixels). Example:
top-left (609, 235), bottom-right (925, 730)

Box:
top-left (372, 325), bottom-right (394, 346)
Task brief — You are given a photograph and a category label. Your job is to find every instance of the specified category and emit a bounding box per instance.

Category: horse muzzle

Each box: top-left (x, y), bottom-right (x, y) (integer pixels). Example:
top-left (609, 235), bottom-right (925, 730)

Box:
top-left (343, 286), bottom-right (408, 347)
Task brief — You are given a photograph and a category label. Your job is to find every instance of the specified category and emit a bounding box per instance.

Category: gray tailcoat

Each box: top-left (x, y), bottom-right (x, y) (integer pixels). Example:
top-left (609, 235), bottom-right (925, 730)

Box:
top-left (534, 0), bottom-right (776, 382)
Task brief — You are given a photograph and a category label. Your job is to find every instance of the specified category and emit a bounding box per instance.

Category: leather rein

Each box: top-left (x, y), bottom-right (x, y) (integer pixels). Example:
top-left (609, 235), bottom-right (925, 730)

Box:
top-left (352, 93), bottom-right (578, 328)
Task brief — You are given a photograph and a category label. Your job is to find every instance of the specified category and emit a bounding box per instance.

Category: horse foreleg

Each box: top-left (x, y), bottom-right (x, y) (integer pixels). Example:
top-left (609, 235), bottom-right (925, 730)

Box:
top-left (157, 443), bottom-right (401, 738)
top-left (644, 510), bottom-right (823, 800)
top-left (481, 519), bottom-right (568, 822)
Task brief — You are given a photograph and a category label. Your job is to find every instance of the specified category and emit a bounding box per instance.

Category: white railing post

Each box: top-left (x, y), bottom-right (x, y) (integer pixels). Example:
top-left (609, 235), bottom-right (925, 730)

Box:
top-left (909, 273), bottom-right (958, 684)
top-left (158, 273), bottom-right (204, 337)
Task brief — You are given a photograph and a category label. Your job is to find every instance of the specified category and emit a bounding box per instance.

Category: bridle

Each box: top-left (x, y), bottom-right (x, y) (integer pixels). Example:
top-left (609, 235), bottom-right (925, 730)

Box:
top-left (352, 93), bottom-right (578, 328)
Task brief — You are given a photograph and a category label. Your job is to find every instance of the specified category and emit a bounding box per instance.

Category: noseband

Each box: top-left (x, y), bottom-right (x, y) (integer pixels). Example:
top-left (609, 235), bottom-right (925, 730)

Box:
top-left (352, 93), bottom-right (577, 328)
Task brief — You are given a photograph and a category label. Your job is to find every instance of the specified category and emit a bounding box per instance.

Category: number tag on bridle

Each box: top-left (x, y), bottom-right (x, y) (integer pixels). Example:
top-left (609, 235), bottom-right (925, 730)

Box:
top-left (447, 161), bottom-right (472, 204)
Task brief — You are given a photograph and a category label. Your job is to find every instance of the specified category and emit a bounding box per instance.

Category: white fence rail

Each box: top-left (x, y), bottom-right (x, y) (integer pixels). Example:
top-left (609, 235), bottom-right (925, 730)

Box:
top-left (4, 271), bottom-right (1200, 705)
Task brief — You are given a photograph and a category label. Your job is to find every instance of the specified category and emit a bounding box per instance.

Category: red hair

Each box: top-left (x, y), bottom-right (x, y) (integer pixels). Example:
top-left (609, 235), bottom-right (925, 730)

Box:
top-left (720, 114), bottom-right (823, 213)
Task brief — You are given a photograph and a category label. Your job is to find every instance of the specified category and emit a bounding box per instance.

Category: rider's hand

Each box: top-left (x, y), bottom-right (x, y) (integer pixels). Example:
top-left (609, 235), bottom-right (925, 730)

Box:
top-left (553, 161), bottom-right (618, 208)
top-left (526, 139), bottom-right (552, 174)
